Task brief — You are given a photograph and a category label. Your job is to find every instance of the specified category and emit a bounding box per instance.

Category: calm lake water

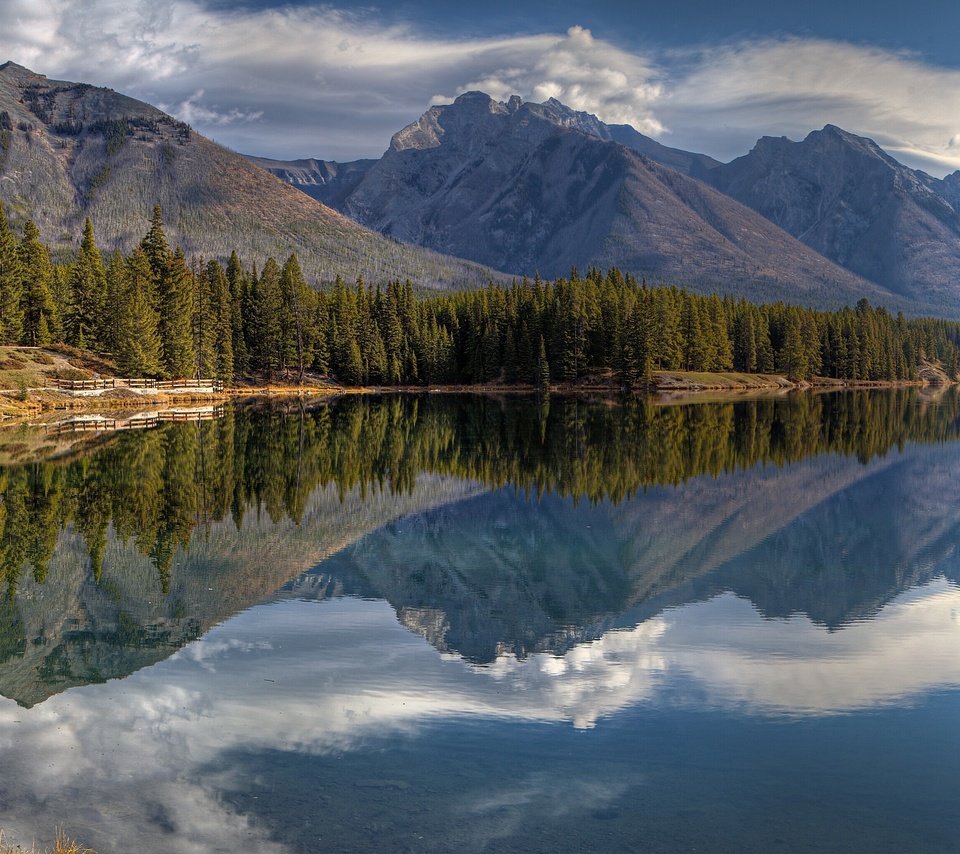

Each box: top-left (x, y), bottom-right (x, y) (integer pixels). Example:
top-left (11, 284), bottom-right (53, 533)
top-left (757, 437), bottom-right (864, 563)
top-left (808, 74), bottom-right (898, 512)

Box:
top-left (1, 391), bottom-right (960, 852)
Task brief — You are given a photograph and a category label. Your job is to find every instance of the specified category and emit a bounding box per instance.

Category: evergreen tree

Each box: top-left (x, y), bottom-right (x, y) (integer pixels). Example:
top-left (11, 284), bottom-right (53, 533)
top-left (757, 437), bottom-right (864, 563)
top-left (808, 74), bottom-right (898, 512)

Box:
top-left (140, 204), bottom-right (171, 282)
top-left (140, 209), bottom-right (194, 376)
top-left (208, 259), bottom-right (235, 381)
top-left (18, 220), bottom-right (57, 345)
top-left (778, 311), bottom-right (808, 379)
top-left (158, 249), bottom-right (195, 378)
top-left (65, 218), bottom-right (107, 349)
top-left (115, 248), bottom-right (162, 376)
top-left (280, 254), bottom-right (312, 382)
top-left (226, 251), bottom-right (250, 375)
top-left (101, 251), bottom-right (127, 355)
top-left (191, 259), bottom-right (215, 378)
top-left (536, 335), bottom-right (550, 392)
top-left (0, 203), bottom-right (23, 344)
top-left (253, 258), bottom-right (283, 375)
top-left (312, 291), bottom-right (330, 375)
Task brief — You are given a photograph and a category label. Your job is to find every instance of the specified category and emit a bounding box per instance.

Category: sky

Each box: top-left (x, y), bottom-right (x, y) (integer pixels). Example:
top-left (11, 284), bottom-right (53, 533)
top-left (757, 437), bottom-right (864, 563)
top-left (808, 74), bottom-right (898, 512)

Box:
top-left (1, 0), bottom-right (960, 174)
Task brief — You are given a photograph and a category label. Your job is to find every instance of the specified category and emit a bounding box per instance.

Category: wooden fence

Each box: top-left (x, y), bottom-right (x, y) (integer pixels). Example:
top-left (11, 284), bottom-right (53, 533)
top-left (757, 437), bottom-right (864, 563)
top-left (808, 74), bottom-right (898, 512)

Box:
top-left (50, 377), bottom-right (225, 392)
top-left (46, 406), bottom-right (226, 436)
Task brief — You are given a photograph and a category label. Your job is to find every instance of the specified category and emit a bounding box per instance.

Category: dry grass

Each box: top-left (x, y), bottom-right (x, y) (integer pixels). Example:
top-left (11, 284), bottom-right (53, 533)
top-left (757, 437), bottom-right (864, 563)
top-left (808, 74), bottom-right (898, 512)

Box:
top-left (0, 829), bottom-right (95, 854)
top-left (0, 347), bottom-right (113, 401)
top-left (653, 370), bottom-right (794, 390)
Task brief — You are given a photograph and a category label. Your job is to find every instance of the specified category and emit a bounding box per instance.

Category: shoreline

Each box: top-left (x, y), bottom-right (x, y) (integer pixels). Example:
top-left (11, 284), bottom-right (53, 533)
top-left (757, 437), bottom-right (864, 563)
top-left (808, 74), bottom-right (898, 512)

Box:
top-left (0, 370), bottom-right (945, 424)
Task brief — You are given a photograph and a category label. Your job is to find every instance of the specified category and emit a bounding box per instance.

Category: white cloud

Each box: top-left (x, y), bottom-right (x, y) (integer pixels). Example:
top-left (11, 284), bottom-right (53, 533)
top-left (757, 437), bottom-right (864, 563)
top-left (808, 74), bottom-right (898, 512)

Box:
top-left (1, 3), bottom-right (960, 172)
top-left (661, 38), bottom-right (960, 174)
top-left (439, 25), bottom-right (666, 135)
top-left (160, 89), bottom-right (264, 127)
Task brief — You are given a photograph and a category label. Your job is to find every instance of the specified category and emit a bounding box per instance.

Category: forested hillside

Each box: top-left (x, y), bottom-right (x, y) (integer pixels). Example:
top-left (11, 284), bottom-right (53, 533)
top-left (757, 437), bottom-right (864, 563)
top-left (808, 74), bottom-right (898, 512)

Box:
top-left (0, 62), bottom-right (496, 289)
top-left (2, 202), bottom-right (957, 386)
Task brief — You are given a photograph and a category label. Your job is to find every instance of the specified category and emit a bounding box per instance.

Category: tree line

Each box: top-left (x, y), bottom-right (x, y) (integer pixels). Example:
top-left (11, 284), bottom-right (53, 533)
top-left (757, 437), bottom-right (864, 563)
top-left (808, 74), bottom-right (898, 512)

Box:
top-left (1, 204), bottom-right (959, 383)
top-left (2, 389), bottom-right (960, 605)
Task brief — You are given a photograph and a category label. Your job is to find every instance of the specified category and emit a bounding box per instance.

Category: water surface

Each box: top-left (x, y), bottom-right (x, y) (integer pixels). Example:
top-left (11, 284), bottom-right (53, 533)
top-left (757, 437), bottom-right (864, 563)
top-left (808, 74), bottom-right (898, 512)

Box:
top-left (0, 392), bottom-right (959, 852)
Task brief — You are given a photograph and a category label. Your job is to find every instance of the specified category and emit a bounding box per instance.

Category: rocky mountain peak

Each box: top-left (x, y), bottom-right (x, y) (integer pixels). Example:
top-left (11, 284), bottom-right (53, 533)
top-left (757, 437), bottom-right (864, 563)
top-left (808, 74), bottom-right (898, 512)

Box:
top-left (0, 61), bottom-right (45, 78)
top-left (389, 91), bottom-right (561, 154)
top-left (532, 97), bottom-right (610, 139)
top-left (804, 124), bottom-right (895, 163)
top-left (701, 123), bottom-right (960, 306)
top-left (330, 89), bottom-right (887, 307)
top-left (452, 90), bottom-right (500, 109)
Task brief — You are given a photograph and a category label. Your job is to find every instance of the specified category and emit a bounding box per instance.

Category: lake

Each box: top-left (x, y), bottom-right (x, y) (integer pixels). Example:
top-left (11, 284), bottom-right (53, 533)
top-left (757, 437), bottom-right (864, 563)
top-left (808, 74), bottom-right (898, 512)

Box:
top-left (1, 391), bottom-right (959, 852)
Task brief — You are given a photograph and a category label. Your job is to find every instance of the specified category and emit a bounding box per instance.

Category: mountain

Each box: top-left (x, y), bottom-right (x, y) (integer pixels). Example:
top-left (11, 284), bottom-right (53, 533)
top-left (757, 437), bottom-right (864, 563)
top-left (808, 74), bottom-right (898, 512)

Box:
top-left (0, 62), bottom-right (497, 288)
top-left (604, 122), bottom-right (720, 175)
top-left (244, 155), bottom-right (377, 209)
top-left (935, 170), bottom-right (960, 212)
top-left (699, 125), bottom-right (960, 312)
top-left (270, 91), bottom-right (889, 308)
top-left (252, 98), bottom-right (717, 202)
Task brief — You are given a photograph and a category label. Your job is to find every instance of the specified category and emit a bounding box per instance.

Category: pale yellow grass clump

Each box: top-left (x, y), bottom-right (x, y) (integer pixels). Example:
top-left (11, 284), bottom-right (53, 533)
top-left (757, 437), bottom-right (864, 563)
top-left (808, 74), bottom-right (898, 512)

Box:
top-left (0, 829), bottom-right (95, 854)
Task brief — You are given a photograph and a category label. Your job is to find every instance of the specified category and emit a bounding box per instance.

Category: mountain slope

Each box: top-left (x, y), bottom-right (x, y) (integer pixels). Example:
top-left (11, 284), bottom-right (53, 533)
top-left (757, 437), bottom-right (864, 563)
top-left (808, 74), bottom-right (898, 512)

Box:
top-left (700, 125), bottom-right (960, 311)
top-left (605, 122), bottom-right (720, 175)
top-left (244, 155), bottom-right (377, 209)
top-left (297, 92), bottom-right (889, 307)
top-left (251, 97), bottom-right (718, 204)
top-left (934, 170), bottom-right (960, 212)
top-left (0, 62), bottom-right (497, 288)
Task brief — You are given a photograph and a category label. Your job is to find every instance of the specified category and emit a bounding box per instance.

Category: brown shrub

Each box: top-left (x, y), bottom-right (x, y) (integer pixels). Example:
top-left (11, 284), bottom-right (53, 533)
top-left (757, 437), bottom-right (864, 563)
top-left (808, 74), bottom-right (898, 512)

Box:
top-left (50, 368), bottom-right (92, 381)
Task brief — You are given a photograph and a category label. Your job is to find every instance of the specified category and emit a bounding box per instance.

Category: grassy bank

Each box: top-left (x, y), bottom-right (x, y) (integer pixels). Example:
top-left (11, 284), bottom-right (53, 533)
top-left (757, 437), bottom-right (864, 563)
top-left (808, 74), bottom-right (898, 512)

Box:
top-left (651, 370), bottom-right (794, 391)
top-left (0, 345), bottom-right (945, 422)
top-left (0, 346), bottom-right (348, 418)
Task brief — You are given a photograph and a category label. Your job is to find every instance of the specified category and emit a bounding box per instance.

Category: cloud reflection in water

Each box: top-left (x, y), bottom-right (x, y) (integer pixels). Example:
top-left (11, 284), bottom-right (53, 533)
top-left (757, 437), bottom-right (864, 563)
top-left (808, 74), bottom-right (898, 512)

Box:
top-left (1, 578), bottom-right (959, 850)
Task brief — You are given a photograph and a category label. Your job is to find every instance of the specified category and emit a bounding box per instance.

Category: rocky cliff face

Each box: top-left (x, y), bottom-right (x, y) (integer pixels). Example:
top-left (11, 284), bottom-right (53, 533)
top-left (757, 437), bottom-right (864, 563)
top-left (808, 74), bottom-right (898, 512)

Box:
top-left (310, 92), bottom-right (886, 307)
top-left (700, 125), bottom-right (960, 310)
top-left (0, 62), bottom-right (495, 288)
top-left (935, 170), bottom-right (960, 212)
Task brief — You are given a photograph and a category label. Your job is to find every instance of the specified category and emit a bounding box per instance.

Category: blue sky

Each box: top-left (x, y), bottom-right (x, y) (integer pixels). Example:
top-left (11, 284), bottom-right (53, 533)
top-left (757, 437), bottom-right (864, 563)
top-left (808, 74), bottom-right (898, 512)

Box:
top-left (214, 0), bottom-right (960, 66)
top-left (2, 0), bottom-right (960, 174)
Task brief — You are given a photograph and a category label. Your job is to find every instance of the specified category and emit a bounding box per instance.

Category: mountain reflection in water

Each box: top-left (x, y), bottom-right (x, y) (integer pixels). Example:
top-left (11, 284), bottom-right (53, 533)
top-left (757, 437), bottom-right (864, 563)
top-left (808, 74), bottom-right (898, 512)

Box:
top-left (0, 391), bottom-right (959, 853)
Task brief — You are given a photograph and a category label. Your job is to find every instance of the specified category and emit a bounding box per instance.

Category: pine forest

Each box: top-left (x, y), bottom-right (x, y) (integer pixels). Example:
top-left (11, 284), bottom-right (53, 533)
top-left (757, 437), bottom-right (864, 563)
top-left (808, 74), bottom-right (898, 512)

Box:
top-left (1, 203), bottom-right (958, 387)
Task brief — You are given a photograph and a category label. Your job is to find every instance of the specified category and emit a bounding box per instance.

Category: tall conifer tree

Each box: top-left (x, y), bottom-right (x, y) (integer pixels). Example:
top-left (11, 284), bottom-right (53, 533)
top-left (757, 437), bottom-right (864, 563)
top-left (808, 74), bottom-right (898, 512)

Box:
top-left (254, 258), bottom-right (283, 375)
top-left (280, 254), bottom-right (312, 381)
top-left (18, 220), bottom-right (57, 346)
top-left (207, 259), bottom-right (235, 381)
top-left (226, 251), bottom-right (249, 375)
top-left (0, 203), bottom-right (23, 344)
top-left (160, 249), bottom-right (195, 378)
top-left (116, 248), bottom-right (162, 376)
top-left (66, 218), bottom-right (107, 348)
